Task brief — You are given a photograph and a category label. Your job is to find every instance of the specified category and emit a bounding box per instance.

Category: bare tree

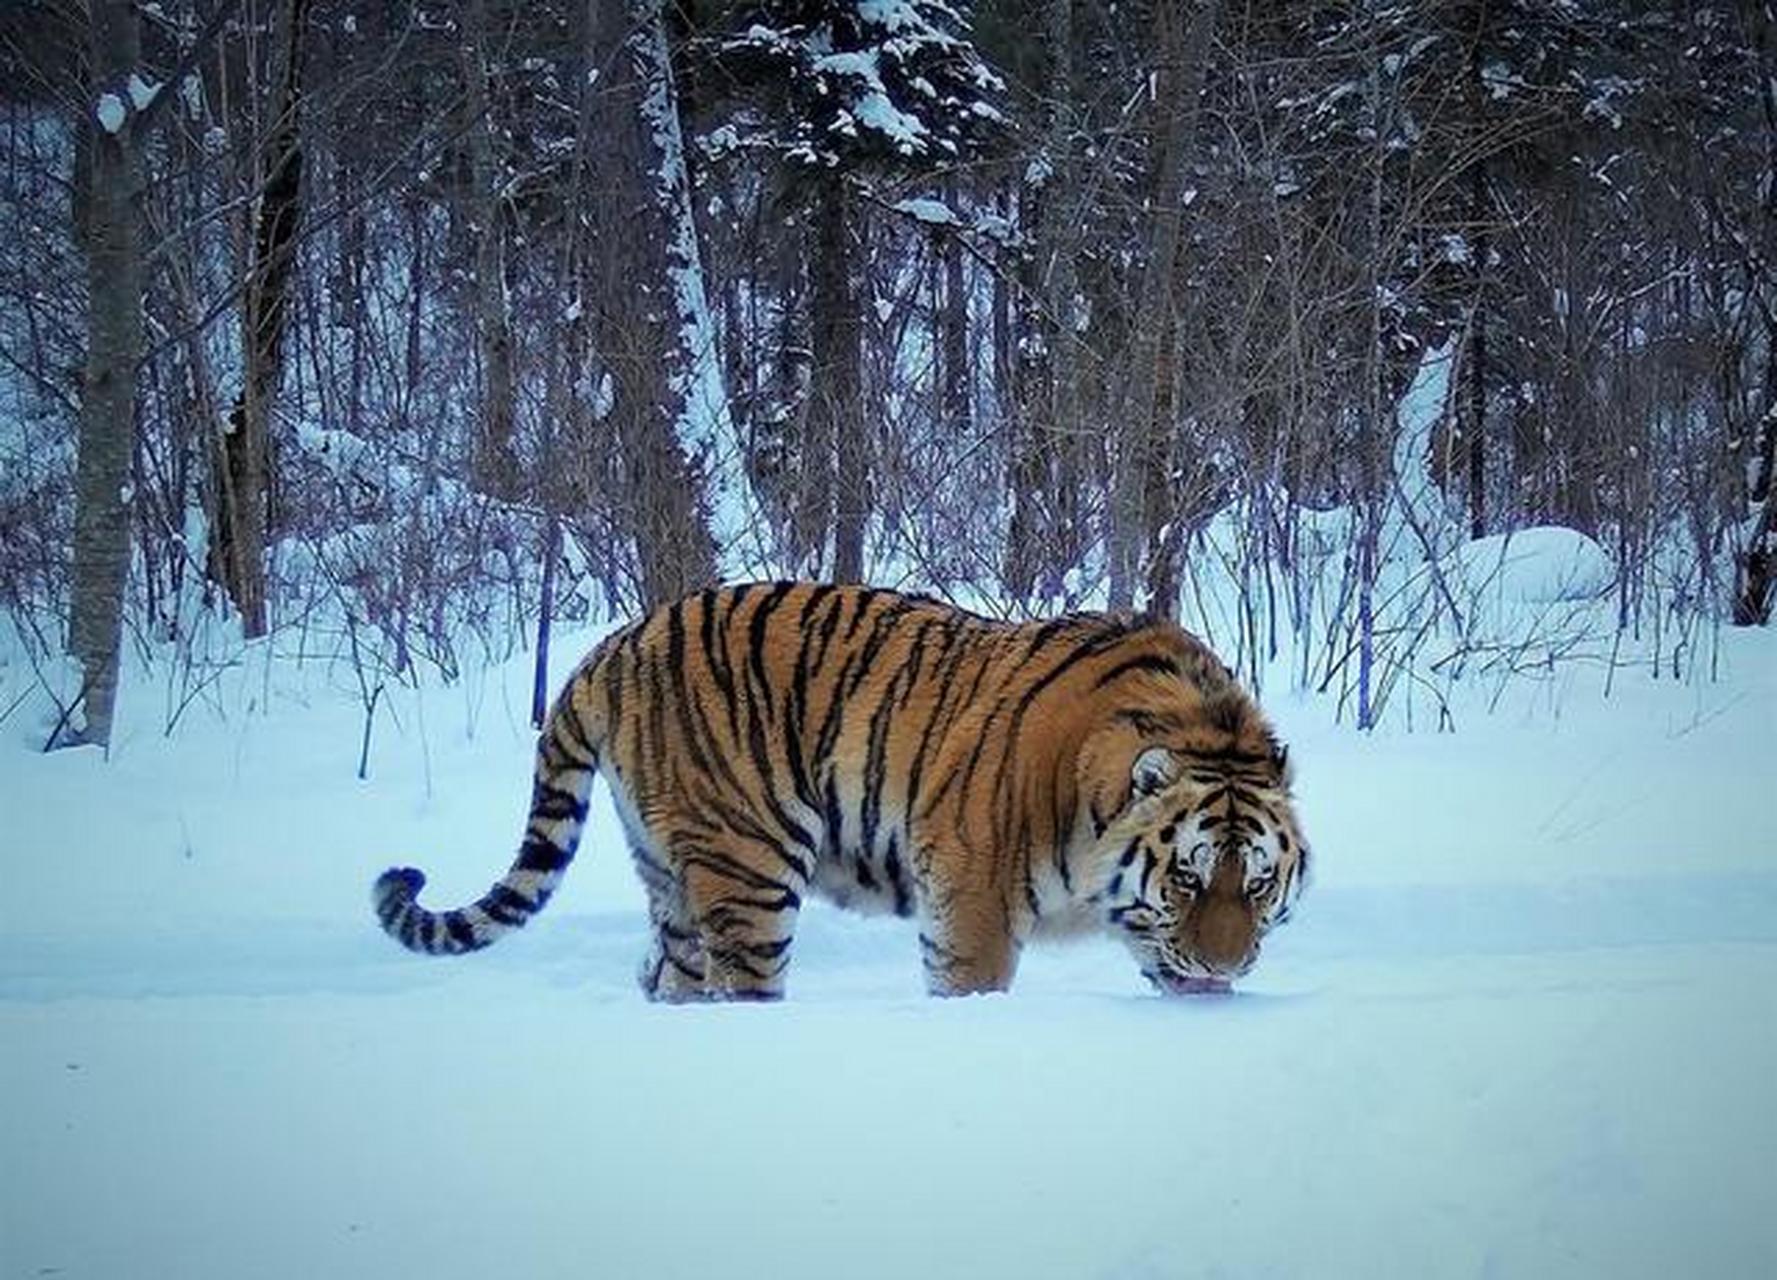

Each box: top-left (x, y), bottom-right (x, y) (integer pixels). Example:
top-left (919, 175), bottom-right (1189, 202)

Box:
top-left (212, 0), bottom-right (312, 637)
top-left (589, 0), bottom-right (721, 607)
top-left (65, 0), bottom-right (146, 746)
top-left (1107, 0), bottom-right (1218, 616)
top-left (461, 0), bottom-right (518, 498)
top-left (815, 179), bottom-right (867, 582)
top-left (1000, 0), bottom-right (1098, 605)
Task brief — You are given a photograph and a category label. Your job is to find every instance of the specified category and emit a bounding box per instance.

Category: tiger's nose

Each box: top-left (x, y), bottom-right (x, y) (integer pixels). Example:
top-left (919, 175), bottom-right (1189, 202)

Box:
top-left (1194, 902), bottom-right (1256, 973)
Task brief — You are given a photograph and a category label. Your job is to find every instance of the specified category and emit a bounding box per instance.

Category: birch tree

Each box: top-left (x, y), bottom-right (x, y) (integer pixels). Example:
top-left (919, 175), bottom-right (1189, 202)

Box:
top-left (65, 0), bottom-right (146, 746)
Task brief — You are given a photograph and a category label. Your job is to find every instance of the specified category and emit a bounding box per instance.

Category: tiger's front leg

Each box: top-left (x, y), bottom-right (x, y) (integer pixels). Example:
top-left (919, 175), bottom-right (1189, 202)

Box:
top-left (914, 849), bottom-right (1022, 996)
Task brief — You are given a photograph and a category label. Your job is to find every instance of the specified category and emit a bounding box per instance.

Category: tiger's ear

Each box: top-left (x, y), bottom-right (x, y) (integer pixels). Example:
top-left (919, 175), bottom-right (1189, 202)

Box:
top-left (1131, 747), bottom-right (1180, 797)
top-left (1267, 734), bottom-right (1292, 784)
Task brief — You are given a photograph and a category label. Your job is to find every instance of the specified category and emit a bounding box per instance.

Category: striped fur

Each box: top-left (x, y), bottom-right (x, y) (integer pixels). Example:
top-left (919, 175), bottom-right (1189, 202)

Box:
top-left (373, 583), bottom-right (1310, 999)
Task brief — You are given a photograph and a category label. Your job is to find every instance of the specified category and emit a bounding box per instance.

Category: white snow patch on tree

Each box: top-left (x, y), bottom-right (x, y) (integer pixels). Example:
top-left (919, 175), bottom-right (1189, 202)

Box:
top-left (852, 91), bottom-right (928, 153)
top-left (126, 73), bottom-right (162, 111)
top-left (893, 196), bottom-right (956, 226)
top-left (95, 93), bottom-right (128, 135)
top-left (632, 8), bottom-right (742, 554)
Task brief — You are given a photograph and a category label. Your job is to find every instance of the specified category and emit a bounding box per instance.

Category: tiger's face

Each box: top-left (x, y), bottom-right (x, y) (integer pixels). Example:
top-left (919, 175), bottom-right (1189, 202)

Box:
top-left (1095, 742), bottom-right (1308, 995)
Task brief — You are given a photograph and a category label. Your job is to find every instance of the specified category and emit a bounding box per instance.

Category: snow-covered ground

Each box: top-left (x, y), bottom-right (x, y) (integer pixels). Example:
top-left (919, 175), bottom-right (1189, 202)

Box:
top-left (3, 607), bottom-right (1775, 1279)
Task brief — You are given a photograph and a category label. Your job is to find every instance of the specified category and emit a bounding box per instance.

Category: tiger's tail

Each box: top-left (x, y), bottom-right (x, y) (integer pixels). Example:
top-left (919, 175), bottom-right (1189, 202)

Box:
top-left (373, 699), bottom-right (601, 956)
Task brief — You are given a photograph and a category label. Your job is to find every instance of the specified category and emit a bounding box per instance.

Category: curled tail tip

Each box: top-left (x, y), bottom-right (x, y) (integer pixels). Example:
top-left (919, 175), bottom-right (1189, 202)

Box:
top-left (374, 865), bottom-right (426, 913)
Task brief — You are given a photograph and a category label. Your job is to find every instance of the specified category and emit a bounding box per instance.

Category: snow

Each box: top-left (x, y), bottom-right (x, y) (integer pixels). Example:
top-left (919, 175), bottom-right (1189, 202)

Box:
top-left (94, 93), bottom-right (127, 135)
top-left (3, 609), bottom-right (1775, 1278)
top-left (126, 73), bottom-right (161, 112)
top-left (893, 196), bottom-right (957, 225)
top-left (1459, 526), bottom-right (1615, 604)
top-left (179, 73), bottom-right (204, 119)
top-left (851, 90), bottom-right (930, 154)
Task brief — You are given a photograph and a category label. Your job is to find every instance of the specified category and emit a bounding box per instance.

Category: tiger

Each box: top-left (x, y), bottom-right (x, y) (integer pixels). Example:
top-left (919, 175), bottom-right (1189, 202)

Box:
top-left (373, 582), bottom-right (1310, 1000)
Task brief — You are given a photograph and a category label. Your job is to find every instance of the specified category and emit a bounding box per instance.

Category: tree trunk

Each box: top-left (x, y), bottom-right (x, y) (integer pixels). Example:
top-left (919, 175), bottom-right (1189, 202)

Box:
top-left (213, 0), bottom-right (311, 637)
top-left (1004, 0), bottom-right (1071, 601)
top-left (1731, 15), bottom-right (1776, 625)
top-left (1733, 387), bottom-right (1777, 626)
top-left (463, 0), bottom-right (519, 498)
top-left (940, 179), bottom-right (971, 439)
top-left (1107, 0), bottom-right (1217, 614)
top-left (596, 0), bottom-right (720, 608)
top-left (1463, 0), bottom-right (1489, 540)
top-left (1141, 262), bottom-right (1194, 617)
top-left (814, 178), bottom-right (866, 582)
top-left (66, 0), bottom-right (146, 747)
top-left (1355, 22), bottom-right (1392, 732)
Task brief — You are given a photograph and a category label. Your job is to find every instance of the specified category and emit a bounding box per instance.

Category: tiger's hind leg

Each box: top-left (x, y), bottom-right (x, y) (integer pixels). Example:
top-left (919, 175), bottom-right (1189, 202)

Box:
top-left (679, 836), bottom-right (807, 1002)
top-left (631, 844), bottom-right (708, 1003)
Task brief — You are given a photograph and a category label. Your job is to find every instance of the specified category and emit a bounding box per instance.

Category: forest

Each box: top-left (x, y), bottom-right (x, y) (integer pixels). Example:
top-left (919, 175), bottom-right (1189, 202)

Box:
top-left (4, 9), bottom-right (1776, 1273)
top-left (1, 0), bottom-right (1772, 745)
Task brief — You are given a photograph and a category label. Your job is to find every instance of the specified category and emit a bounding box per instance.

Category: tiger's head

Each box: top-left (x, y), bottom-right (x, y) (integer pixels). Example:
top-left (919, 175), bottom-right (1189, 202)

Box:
top-left (1085, 693), bottom-right (1308, 995)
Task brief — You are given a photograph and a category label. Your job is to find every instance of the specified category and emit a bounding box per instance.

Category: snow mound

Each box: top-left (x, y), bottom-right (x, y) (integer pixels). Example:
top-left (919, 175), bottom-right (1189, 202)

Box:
top-left (1458, 526), bottom-right (1614, 604)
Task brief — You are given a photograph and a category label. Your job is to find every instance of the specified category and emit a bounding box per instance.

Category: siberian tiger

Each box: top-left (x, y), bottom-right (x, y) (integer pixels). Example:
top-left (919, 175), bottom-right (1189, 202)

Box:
top-left (373, 583), bottom-right (1310, 999)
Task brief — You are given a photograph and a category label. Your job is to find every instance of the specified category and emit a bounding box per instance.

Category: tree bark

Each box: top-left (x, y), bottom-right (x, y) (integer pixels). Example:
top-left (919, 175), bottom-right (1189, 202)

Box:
top-left (1463, 0), bottom-right (1489, 539)
top-left (1107, 0), bottom-right (1217, 615)
top-left (1733, 386), bottom-right (1776, 626)
top-left (463, 0), bottom-right (519, 498)
top-left (595, 0), bottom-right (720, 608)
top-left (814, 178), bottom-right (866, 582)
top-left (213, 0), bottom-right (311, 637)
top-left (66, 0), bottom-right (146, 747)
top-left (940, 179), bottom-right (971, 439)
top-left (1004, 0), bottom-right (1071, 601)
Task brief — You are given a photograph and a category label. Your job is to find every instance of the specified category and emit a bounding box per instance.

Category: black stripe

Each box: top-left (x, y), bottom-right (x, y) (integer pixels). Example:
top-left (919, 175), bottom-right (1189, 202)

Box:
top-left (884, 833), bottom-right (912, 916)
top-left (552, 700), bottom-right (599, 763)
top-left (516, 831), bottom-right (571, 873)
top-left (843, 588), bottom-right (883, 641)
top-left (798, 582), bottom-right (837, 626)
top-left (905, 624), bottom-right (973, 816)
top-left (644, 644), bottom-right (669, 775)
top-left (821, 775), bottom-right (846, 856)
top-left (842, 601), bottom-right (917, 699)
top-left (1138, 848), bottom-right (1159, 897)
top-left (482, 883), bottom-right (534, 924)
top-left (443, 911), bottom-right (478, 951)
top-left (746, 581), bottom-right (797, 718)
top-left (741, 682), bottom-right (818, 855)
top-left (1092, 653), bottom-right (1181, 689)
top-left (700, 588), bottom-right (743, 744)
top-left (531, 776), bottom-right (589, 822)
